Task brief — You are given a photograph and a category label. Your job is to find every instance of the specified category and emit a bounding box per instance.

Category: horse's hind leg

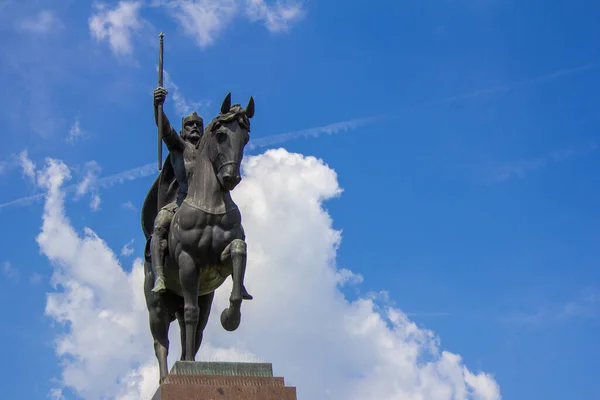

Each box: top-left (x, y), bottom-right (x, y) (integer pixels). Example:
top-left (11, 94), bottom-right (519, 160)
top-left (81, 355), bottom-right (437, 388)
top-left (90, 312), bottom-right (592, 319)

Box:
top-left (178, 250), bottom-right (200, 361)
top-left (145, 260), bottom-right (171, 383)
top-left (147, 298), bottom-right (170, 382)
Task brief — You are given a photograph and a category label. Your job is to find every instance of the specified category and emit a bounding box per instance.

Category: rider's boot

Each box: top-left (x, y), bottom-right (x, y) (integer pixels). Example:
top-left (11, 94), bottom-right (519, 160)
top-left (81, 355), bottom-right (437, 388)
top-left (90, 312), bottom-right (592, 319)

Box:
top-left (152, 264), bottom-right (167, 294)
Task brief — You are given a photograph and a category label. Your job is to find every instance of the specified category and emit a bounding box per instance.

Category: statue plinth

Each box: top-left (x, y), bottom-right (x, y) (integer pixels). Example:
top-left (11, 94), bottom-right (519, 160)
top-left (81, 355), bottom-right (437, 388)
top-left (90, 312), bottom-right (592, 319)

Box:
top-left (152, 361), bottom-right (297, 400)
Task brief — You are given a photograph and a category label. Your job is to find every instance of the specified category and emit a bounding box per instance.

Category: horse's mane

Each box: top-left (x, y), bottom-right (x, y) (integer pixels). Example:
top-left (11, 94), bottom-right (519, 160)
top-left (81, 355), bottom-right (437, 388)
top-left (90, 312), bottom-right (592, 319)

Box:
top-left (192, 105), bottom-right (250, 158)
top-left (205, 105), bottom-right (250, 135)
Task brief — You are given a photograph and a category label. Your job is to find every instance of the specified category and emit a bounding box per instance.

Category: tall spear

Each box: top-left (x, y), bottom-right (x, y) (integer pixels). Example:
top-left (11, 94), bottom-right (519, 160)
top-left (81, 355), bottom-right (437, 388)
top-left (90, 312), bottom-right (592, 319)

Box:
top-left (157, 32), bottom-right (165, 170)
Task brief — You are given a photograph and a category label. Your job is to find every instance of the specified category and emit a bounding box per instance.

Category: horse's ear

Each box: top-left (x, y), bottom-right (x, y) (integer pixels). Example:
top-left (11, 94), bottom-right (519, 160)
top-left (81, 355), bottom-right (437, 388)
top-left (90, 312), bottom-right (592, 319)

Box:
top-left (246, 96), bottom-right (255, 118)
top-left (221, 92), bottom-right (231, 114)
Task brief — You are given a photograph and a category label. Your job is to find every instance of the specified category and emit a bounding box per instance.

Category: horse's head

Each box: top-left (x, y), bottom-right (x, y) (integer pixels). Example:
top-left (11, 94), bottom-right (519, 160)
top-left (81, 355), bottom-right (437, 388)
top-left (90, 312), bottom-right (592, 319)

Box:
top-left (206, 93), bottom-right (255, 191)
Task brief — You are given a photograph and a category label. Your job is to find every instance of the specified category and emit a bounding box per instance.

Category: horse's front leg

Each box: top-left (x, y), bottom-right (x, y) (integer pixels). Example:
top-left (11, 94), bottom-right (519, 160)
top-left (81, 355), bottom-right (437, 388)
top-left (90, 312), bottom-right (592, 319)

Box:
top-left (220, 239), bottom-right (252, 331)
top-left (177, 291), bottom-right (214, 361)
top-left (177, 250), bottom-right (200, 361)
top-left (194, 292), bottom-right (215, 357)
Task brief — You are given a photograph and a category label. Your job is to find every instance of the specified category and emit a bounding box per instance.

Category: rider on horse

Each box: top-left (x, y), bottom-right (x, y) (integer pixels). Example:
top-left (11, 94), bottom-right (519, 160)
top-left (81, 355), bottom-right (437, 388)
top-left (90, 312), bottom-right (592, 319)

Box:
top-left (150, 86), bottom-right (204, 293)
top-left (149, 88), bottom-right (253, 303)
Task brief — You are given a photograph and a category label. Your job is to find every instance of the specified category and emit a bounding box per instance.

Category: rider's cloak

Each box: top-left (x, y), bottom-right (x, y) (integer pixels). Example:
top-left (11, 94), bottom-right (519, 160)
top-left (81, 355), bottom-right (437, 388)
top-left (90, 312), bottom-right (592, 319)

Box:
top-left (140, 153), bottom-right (180, 241)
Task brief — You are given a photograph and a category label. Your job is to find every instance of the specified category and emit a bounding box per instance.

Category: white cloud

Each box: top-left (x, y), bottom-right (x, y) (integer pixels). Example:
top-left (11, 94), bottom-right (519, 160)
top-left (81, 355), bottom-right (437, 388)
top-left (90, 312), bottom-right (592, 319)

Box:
top-left (88, 0), bottom-right (305, 54)
top-left (75, 164), bottom-right (98, 198)
top-left (244, 0), bottom-right (304, 32)
top-left (163, 69), bottom-right (211, 116)
top-left (153, 0), bottom-right (304, 49)
top-left (48, 387), bottom-right (64, 400)
top-left (336, 267), bottom-right (364, 286)
top-left (89, 1), bottom-right (145, 56)
top-left (34, 149), bottom-right (500, 400)
top-left (75, 161), bottom-right (102, 211)
top-left (121, 239), bottom-right (135, 257)
top-left (16, 10), bottom-right (63, 34)
top-left (35, 158), bottom-right (150, 400)
top-left (161, 0), bottom-right (238, 48)
top-left (90, 194), bottom-right (102, 211)
top-left (18, 149), bottom-right (36, 184)
top-left (66, 118), bottom-right (85, 143)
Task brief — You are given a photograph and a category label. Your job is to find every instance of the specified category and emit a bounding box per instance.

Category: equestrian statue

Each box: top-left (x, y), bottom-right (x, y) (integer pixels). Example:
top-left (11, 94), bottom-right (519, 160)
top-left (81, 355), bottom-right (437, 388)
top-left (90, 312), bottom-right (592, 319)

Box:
top-left (140, 34), bottom-right (255, 384)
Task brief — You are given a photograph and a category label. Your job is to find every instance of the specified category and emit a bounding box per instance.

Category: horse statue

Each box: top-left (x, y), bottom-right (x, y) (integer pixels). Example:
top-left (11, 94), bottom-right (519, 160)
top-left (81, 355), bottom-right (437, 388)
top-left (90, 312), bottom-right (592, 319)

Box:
top-left (140, 93), bottom-right (255, 383)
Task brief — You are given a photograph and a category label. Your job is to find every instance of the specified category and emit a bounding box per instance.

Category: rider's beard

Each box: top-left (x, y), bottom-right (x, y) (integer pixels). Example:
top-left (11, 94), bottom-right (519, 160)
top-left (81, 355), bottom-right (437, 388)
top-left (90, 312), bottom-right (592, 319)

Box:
top-left (185, 130), bottom-right (201, 145)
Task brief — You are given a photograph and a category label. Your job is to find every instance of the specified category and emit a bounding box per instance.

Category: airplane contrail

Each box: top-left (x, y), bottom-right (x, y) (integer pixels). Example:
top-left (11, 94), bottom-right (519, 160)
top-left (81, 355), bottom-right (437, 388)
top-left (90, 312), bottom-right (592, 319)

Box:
top-left (0, 118), bottom-right (370, 209)
top-left (1, 61), bottom-right (595, 209)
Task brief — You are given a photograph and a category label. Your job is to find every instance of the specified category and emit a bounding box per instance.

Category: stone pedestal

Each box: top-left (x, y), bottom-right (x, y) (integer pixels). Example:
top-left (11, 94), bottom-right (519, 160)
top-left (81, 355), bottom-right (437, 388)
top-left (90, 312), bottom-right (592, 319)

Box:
top-left (152, 361), bottom-right (297, 400)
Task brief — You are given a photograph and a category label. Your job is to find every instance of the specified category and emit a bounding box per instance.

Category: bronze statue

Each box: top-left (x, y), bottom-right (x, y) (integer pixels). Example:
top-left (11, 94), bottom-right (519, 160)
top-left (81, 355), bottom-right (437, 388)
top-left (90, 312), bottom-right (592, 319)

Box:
top-left (149, 87), bottom-right (205, 294)
top-left (141, 87), bottom-right (255, 382)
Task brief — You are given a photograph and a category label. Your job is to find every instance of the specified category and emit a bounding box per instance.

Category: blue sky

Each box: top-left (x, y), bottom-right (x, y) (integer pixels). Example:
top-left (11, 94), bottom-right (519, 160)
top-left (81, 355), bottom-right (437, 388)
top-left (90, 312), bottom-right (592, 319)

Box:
top-left (1, 0), bottom-right (599, 399)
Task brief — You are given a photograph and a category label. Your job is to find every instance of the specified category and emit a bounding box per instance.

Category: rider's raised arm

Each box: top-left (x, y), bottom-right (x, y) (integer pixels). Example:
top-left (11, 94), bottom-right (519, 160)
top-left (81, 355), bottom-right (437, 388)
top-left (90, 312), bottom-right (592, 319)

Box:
top-left (154, 104), bottom-right (184, 153)
top-left (161, 123), bottom-right (184, 153)
top-left (154, 87), bottom-right (184, 153)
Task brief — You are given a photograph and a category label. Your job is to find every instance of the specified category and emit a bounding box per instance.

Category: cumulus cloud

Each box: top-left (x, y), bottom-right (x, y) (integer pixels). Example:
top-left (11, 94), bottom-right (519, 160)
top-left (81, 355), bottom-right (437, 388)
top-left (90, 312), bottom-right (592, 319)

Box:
top-left (89, 1), bottom-right (145, 56)
top-left (16, 10), bottom-right (63, 34)
top-left (35, 149), bottom-right (500, 400)
top-left (89, 0), bottom-right (305, 53)
top-left (34, 158), bottom-right (150, 400)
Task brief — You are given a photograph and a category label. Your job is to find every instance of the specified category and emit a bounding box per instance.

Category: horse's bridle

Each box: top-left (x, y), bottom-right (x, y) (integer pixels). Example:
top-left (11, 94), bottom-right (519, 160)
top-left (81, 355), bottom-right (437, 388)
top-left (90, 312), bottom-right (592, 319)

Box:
top-left (214, 153), bottom-right (240, 174)
top-left (209, 113), bottom-right (249, 174)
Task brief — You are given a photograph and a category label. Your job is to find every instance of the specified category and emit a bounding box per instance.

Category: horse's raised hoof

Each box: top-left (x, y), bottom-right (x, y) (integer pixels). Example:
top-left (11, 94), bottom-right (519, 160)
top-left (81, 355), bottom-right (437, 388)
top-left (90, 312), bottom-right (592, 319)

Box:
top-left (221, 306), bottom-right (242, 332)
top-left (159, 374), bottom-right (168, 385)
